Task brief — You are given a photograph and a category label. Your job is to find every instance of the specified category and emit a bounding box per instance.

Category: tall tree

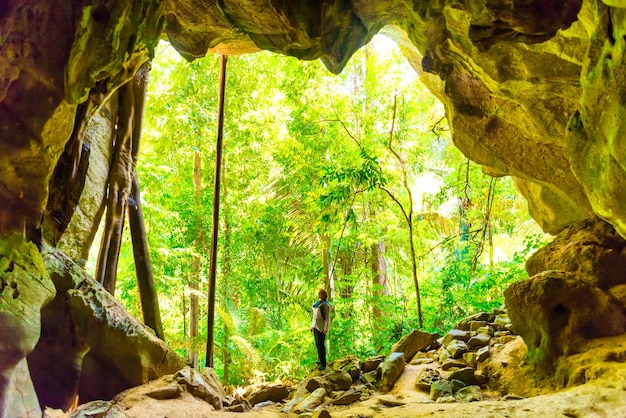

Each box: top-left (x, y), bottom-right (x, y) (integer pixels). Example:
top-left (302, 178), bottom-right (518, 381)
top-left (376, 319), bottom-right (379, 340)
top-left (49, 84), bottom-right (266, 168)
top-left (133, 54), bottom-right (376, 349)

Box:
top-left (206, 55), bottom-right (228, 368)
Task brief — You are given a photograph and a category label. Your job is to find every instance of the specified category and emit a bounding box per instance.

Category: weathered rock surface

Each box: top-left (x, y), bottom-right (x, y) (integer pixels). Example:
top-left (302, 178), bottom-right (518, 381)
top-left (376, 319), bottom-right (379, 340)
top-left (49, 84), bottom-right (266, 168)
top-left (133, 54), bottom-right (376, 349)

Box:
top-left (2, 0), bottom-right (626, 257)
top-left (0, 235), bottom-right (55, 417)
top-left (70, 366), bottom-right (224, 417)
top-left (505, 270), bottom-right (626, 371)
top-left (389, 329), bottom-right (439, 362)
top-left (27, 245), bottom-right (186, 409)
top-left (506, 218), bottom-right (626, 371)
top-left (526, 217), bottom-right (626, 291)
top-left (379, 352), bottom-right (405, 393)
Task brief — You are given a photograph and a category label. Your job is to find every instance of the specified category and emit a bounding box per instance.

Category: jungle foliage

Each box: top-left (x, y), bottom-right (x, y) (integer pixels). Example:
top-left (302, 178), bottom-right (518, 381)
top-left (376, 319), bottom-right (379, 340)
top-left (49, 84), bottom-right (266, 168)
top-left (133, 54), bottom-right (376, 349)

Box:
top-left (104, 36), bottom-right (547, 386)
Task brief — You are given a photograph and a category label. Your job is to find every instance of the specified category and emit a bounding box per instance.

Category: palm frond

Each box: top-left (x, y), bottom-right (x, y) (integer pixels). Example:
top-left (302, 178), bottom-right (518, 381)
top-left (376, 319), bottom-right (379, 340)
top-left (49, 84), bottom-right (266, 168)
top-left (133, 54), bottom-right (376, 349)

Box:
top-left (216, 305), bottom-right (237, 335)
top-left (230, 335), bottom-right (262, 368)
top-left (266, 325), bottom-right (310, 356)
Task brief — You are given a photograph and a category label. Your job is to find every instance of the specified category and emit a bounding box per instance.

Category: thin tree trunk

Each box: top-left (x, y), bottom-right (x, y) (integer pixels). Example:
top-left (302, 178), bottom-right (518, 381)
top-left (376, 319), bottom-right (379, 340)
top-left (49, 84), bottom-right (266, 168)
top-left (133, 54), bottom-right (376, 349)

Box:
top-left (221, 164), bottom-right (231, 384)
top-left (370, 240), bottom-right (389, 350)
top-left (379, 95), bottom-right (423, 327)
top-left (96, 81), bottom-right (135, 295)
top-left (190, 151), bottom-right (202, 369)
top-left (128, 171), bottom-right (164, 339)
top-left (206, 54), bottom-right (228, 368)
top-left (125, 62), bottom-right (164, 339)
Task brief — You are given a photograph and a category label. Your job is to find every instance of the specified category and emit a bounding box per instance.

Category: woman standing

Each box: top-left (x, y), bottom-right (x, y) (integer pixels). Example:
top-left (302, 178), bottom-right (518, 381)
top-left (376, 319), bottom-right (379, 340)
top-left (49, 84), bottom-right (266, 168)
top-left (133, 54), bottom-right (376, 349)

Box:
top-left (310, 289), bottom-right (331, 370)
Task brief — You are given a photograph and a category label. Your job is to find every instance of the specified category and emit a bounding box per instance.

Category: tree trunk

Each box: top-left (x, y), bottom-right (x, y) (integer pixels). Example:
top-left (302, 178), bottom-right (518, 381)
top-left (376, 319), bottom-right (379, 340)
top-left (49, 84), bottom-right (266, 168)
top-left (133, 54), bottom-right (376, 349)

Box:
top-left (190, 150), bottom-right (202, 369)
top-left (322, 234), bottom-right (332, 297)
top-left (125, 61), bottom-right (164, 340)
top-left (370, 240), bottom-right (389, 350)
top-left (96, 80), bottom-right (135, 295)
top-left (128, 170), bottom-right (164, 340)
top-left (206, 55), bottom-right (228, 368)
top-left (221, 163), bottom-right (231, 384)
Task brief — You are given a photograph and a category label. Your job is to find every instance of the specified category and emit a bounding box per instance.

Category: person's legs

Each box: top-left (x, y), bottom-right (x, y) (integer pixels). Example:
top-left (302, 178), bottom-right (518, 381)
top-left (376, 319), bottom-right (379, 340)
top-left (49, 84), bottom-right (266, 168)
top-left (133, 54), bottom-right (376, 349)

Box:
top-left (313, 329), bottom-right (326, 369)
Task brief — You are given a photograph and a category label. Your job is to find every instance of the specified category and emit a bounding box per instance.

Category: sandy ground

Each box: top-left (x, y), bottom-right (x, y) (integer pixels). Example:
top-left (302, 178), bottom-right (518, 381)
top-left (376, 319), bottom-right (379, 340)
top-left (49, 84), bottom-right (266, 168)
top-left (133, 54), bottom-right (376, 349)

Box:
top-left (97, 362), bottom-right (626, 418)
top-left (52, 335), bottom-right (626, 418)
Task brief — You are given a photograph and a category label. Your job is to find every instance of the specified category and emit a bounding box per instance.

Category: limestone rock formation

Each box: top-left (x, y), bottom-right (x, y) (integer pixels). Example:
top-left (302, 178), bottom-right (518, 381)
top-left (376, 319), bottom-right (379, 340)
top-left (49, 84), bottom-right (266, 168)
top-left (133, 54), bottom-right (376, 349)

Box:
top-left (1, 0), bottom-right (625, 249)
top-left (71, 366), bottom-right (224, 417)
top-left (27, 245), bottom-right (186, 409)
top-left (505, 218), bottom-right (626, 370)
top-left (0, 235), bottom-right (55, 417)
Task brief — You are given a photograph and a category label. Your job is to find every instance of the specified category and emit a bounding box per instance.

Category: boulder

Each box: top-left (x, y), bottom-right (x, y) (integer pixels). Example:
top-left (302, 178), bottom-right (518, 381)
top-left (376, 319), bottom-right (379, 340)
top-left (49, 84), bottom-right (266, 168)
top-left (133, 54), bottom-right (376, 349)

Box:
top-left (28, 246), bottom-right (185, 408)
top-left (505, 270), bottom-right (626, 370)
top-left (72, 366), bottom-right (224, 416)
top-left (379, 352), bottom-right (405, 393)
top-left (331, 355), bottom-right (361, 380)
top-left (247, 383), bottom-right (289, 406)
top-left (526, 218), bottom-right (626, 290)
top-left (415, 367), bottom-right (442, 392)
top-left (390, 330), bottom-right (439, 361)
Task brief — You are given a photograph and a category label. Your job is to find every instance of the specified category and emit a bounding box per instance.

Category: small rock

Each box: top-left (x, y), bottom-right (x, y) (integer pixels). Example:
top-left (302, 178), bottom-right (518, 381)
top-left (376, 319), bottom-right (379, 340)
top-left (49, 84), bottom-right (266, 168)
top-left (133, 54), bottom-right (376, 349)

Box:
top-left (415, 367), bottom-right (442, 392)
top-left (455, 385), bottom-right (484, 402)
top-left (331, 355), bottom-right (361, 380)
top-left (377, 395), bottom-right (406, 407)
top-left (467, 333), bottom-right (491, 348)
top-left (362, 355), bottom-right (385, 372)
top-left (438, 348), bottom-right (451, 363)
top-left (470, 321), bottom-right (489, 332)
top-left (361, 370), bottom-right (379, 385)
top-left (430, 379), bottom-right (453, 401)
top-left (448, 367), bottom-right (477, 386)
top-left (442, 329), bottom-right (471, 346)
top-left (253, 400), bottom-right (275, 408)
top-left (331, 389), bottom-right (361, 405)
top-left (449, 378), bottom-right (466, 393)
top-left (476, 345), bottom-right (490, 362)
top-left (441, 359), bottom-right (466, 371)
top-left (476, 326), bottom-right (494, 336)
top-left (502, 394), bottom-right (525, 401)
top-left (462, 352), bottom-right (477, 369)
top-left (447, 340), bottom-right (469, 359)
top-left (457, 312), bottom-right (494, 330)
top-left (410, 357), bottom-right (435, 365)
top-left (295, 388), bottom-right (326, 413)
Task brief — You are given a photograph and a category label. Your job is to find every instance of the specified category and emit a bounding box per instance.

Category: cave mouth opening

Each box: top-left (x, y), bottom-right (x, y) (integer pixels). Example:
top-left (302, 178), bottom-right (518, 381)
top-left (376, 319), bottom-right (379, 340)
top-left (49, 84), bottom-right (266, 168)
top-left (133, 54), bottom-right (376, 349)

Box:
top-left (74, 30), bottom-right (545, 382)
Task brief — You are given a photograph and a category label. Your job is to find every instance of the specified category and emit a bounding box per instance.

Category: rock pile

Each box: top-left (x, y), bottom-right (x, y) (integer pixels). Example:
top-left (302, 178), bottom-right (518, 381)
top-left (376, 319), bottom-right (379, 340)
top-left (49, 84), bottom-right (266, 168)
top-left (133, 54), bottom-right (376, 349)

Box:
top-left (241, 309), bottom-right (516, 415)
top-left (411, 310), bottom-right (516, 402)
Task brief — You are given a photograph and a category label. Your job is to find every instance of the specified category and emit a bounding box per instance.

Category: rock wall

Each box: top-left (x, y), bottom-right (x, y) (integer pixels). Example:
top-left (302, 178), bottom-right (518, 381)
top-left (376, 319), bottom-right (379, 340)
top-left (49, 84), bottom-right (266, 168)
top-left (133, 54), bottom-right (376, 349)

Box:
top-left (505, 218), bottom-right (626, 371)
top-left (2, 0), bottom-right (625, 244)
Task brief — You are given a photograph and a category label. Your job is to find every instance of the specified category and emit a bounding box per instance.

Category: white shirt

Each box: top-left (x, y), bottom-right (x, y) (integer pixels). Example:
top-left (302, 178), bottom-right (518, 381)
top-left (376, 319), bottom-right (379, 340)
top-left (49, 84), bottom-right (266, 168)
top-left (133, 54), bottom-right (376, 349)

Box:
top-left (311, 301), bottom-right (330, 334)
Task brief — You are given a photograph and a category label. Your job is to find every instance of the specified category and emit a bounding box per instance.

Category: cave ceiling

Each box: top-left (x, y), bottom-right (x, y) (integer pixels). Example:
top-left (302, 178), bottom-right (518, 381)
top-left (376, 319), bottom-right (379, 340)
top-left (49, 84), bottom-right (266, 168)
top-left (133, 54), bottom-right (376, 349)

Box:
top-left (2, 0), bottom-right (626, 239)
